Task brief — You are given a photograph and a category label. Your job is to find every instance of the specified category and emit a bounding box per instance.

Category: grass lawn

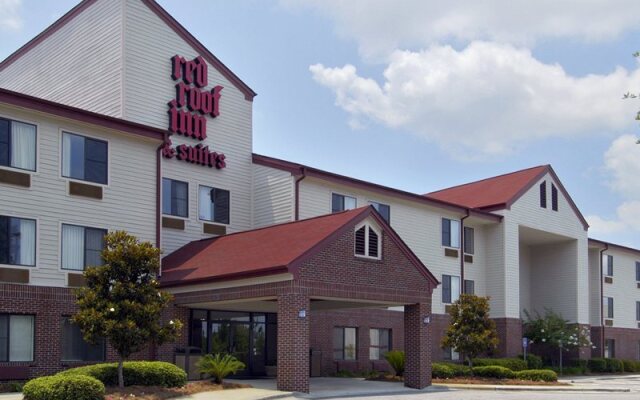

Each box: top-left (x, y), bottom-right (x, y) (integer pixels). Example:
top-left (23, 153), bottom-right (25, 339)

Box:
top-left (105, 381), bottom-right (251, 400)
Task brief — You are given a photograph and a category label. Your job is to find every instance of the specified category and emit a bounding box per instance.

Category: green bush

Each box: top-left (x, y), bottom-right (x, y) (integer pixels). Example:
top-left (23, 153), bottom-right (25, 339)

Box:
top-left (587, 358), bottom-right (607, 373)
top-left (0, 381), bottom-right (24, 393)
top-left (441, 362), bottom-right (472, 377)
top-left (550, 366), bottom-right (585, 376)
top-left (605, 358), bottom-right (624, 373)
top-left (384, 350), bottom-right (405, 377)
top-left (622, 360), bottom-right (640, 373)
top-left (23, 375), bottom-right (104, 400)
top-left (515, 369), bottom-right (558, 382)
top-left (432, 363), bottom-right (455, 379)
top-left (472, 358), bottom-right (527, 371)
top-left (518, 354), bottom-right (543, 370)
top-left (197, 354), bottom-right (246, 384)
top-left (472, 365), bottom-right (516, 379)
top-left (59, 361), bottom-right (186, 387)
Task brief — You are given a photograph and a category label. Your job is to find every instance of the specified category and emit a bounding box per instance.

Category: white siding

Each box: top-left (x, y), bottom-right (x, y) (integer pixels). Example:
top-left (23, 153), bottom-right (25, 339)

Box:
top-left (485, 221), bottom-right (506, 317)
top-left (252, 164), bottom-right (294, 228)
top-left (519, 244), bottom-right (531, 315)
top-left (601, 248), bottom-right (640, 329)
top-left (0, 0), bottom-right (124, 117)
top-left (588, 247), bottom-right (603, 326)
top-left (0, 104), bottom-right (157, 287)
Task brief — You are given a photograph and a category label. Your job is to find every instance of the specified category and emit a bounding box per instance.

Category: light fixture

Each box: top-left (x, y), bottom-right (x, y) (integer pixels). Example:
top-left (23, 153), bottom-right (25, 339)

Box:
top-left (423, 316), bottom-right (431, 325)
top-left (298, 309), bottom-right (307, 318)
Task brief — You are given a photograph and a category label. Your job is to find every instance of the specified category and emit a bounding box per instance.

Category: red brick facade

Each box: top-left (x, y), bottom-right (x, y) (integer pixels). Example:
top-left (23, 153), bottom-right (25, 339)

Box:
top-left (592, 326), bottom-right (640, 360)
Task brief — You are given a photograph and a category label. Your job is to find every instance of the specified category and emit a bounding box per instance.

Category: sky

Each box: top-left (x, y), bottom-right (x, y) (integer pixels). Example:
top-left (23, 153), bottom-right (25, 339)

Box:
top-left (1, 0), bottom-right (639, 248)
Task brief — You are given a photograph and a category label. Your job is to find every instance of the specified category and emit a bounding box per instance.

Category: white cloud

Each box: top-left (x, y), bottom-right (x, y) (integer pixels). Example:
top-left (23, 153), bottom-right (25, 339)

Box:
top-left (283, 0), bottom-right (640, 60)
top-left (311, 42), bottom-right (640, 159)
top-left (0, 0), bottom-right (22, 31)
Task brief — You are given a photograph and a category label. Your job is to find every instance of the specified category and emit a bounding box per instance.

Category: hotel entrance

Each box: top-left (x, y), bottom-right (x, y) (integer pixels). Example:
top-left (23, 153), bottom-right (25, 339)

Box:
top-left (189, 310), bottom-right (277, 376)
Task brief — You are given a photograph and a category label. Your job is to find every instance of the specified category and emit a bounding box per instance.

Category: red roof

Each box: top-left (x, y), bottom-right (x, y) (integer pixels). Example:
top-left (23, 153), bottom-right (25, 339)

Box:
top-left (161, 206), bottom-right (438, 287)
top-left (426, 165), bottom-right (549, 210)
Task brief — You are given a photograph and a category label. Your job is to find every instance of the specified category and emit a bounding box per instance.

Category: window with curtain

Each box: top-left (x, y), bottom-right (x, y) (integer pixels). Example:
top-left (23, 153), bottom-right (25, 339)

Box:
top-left (442, 275), bottom-right (460, 304)
top-left (369, 201), bottom-right (390, 223)
top-left (464, 279), bottom-right (475, 295)
top-left (0, 215), bottom-right (36, 266)
top-left (0, 314), bottom-right (34, 362)
top-left (0, 118), bottom-right (36, 171)
top-left (442, 347), bottom-right (460, 361)
top-left (62, 132), bottom-right (107, 184)
top-left (463, 227), bottom-right (474, 254)
top-left (603, 254), bottom-right (613, 277)
top-left (333, 327), bottom-right (357, 360)
top-left (61, 318), bottom-right (105, 361)
top-left (369, 328), bottom-right (391, 360)
top-left (162, 178), bottom-right (188, 218)
top-left (604, 296), bottom-right (614, 319)
top-left (61, 224), bottom-right (106, 271)
top-left (442, 218), bottom-right (460, 248)
top-left (604, 339), bottom-right (615, 359)
top-left (198, 185), bottom-right (230, 224)
top-left (331, 193), bottom-right (356, 213)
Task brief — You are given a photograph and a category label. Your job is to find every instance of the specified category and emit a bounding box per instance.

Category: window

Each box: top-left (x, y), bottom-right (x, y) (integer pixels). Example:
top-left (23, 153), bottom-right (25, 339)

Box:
top-left (333, 327), bottom-right (357, 360)
top-left (604, 339), bottom-right (615, 359)
top-left (0, 314), bottom-right (34, 362)
top-left (354, 224), bottom-right (381, 259)
top-left (637, 301), bottom-right (640, 322)
top-left (442, 218), bottom-right (460, 248)
top-left (162, 178), bottom-right (188, 218)
top-left (636, 261), bottom-right (640, 282)
top-left (61, 318), bottom-right (105, 361)
top-left (442, 275), bottom-right (460, 304)
top-left (369, 328), bottom-right (391, 360)
top-left (539, 181), bottom-right (546, 208)
top-left (464, 279), bottom-right (475, 295)
top-left (551, 183), bottom-right (558, 211)
top-left (442, 347), bottom-right (460, 361)
top-left (198, 186), bottom-right (230, 224)
top-left (61, 224), bottom-right (106, 271)
top-left (463, 227), bottom-right (474, 254)
top-left (0, 118), bottom-right (36, 171)
top-left (62, 132), bottom-right (107, 184)
top-left (0, 216), bottom-right (36, 266)
top-left (604, 296), bottom-right (614, 319)
top-left (603, 254), bottom-right (613, 277)
top-left (369, 202), bottom-right (390, 223)
top-left (332, 193), bottom-right (356, 213)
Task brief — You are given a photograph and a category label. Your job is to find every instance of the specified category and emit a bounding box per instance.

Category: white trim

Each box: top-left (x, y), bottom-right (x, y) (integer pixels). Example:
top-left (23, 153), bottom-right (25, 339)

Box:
top-left (0, 212), bottom-right (39, 270)
top-left (59, 128), bottom-right (111, 187)
top-left (354, 220), bottom-right (382, 260)
top-left (330, 191), bottom-right (357, 212)
top-left (0, 112), bottom-right (40, 174)
top-left (196, 183), bottom-right (231, 225)
top-left (57, 220), bottom-right (109, 273)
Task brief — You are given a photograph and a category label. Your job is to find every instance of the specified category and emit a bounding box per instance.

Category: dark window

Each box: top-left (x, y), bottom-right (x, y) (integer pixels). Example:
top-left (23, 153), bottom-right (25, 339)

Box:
top-left (464, 227), bottom-right (474, 254)
top-left (0, 117), bottom-right (36, 171)
top-left (442, 275), bottom-right (460, 304)
top-left (61, 318), bottom-right (105, 361)
top-left (332, 193), bottom-right (356, 213)
top-left (355, 226), bottom-right (366, 256)
top-left (551, 184), bottom-right (558, 211)
top-left (636, 301), bottom-right (640, 322)
top-left (370, 202), bottom-right (390, 223)
top-left (199, 186), bottom-right (230, 224)
top-left (0, 314), bottom-right (34, 362)
top-left (61, 224), bottom-right (107, 271)
top-left (369, 328), bottom-right (391, 360)
top-left (636, 261), bottom-right (640, 281)
top-left (368, 229), bottom-right (378, 258)
top-left (162, 178), bottom-right (188, 217)
top-left (605, 339), bottom-right (615, 359)
top-left (539, 181), bottom-right (547, 208)
top-left (464, 279), bottom-right (475, 295)
top-left (442, 218), bottom-right (460, 248)
top-left (0, 216), bottom-right (36, 266)
top-left (62, 132), bottom-right (107, 184)
top-left (604, 297), bottom-right (614, 319)
top-left (333, 327), bottom-right (357, 360)
top-left (603, 254), bottom-right (613, 277)
top-left (442, 347), bottom-right (460, 361)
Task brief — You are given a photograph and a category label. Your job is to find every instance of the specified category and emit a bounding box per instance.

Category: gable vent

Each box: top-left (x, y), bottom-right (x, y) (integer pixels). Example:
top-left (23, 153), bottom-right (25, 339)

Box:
top-left (355, 226), bottom-right (366, 256)
top-left (368, 229), bottom-right (379, 258)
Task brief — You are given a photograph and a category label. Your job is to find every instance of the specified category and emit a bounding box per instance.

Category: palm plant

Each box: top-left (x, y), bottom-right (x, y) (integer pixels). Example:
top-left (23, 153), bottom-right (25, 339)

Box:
top-left (196, 353), bottom-right (246, 384)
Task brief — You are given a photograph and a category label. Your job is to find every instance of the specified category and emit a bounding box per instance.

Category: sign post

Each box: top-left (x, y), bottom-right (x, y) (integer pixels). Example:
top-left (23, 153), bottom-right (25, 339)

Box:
top-left (522, 337), bottom-right (529, 362)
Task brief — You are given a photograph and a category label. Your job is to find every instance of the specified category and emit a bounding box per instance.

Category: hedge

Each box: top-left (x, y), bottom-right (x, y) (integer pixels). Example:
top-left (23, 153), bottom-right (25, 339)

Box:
top-left (23, 375), bottom-right (104, 400)
top-left (471, 365), bottom-right (516, 379)
top-left (432, 363), bottom-right (455, 379)
top-left (622, 360), bottom-right (640, 373)
top-left (518, 354), bottom-right (543, 370)
top-left (58, 361), bottom-right (187, 387)
top-left (472, 358), bottom-right (527, 371)
top-left (587, 358), bottom-right (608, 373)
top-left (515, 369), bottom-right (558, 382)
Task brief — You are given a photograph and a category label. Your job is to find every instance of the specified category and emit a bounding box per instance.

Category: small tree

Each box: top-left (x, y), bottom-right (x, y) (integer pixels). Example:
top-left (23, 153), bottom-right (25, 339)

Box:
top-left (73, 231), bottom-right (183, 388)
top-left (196, 354), bottom-right (246, 384)
top-left (441, 294), bottom-right (499, 367)
top-left (523, 308), bottom-right (592, 374)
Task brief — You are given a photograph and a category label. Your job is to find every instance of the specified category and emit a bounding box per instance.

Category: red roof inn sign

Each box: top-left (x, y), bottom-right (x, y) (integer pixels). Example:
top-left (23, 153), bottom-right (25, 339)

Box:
top-left (161, 55), bottom-right (226, 169)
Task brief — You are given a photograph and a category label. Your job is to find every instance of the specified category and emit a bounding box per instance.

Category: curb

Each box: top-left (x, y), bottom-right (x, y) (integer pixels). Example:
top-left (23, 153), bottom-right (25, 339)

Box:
top-left (433, 383), bottom-right (631, 392)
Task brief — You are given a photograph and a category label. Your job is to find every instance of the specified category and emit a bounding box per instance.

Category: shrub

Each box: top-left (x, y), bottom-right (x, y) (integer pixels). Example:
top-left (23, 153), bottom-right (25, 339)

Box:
top-left (0, 381), bottom-right (24, 393)
top-left (605, 358), bottom-right (624, 373)
top-left (59, 361), bottom-right (186, 387)
top-left (622, 360), bottom-right (640, 373)
top-left (432, 363), bottom-right (455, 379)
top-left (441, 362), bottom-right (472, 377)
top-left (515, 369), bottom-right (558, 382)
top-left (472, 365), bottom-right (516, 379)
top-left (472, 358), bottom-right (527, 371)
top-left (23, 375), bottom-right (104, 400)
top-left (197, 354), bottom-right (246, 384)
top-left (588, 358), bottom-right (607, 373)
top-left (518, 354), bottom-right (543, 370)
top-left (550, 366), bottom-right (585, 376)
top-left (384, 350), bottom-right (405, 377)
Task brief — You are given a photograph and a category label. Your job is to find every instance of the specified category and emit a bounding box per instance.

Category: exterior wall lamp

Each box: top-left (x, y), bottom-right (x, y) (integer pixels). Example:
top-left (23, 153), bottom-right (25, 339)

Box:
top-left (298, 309), bottom-right (307, 319)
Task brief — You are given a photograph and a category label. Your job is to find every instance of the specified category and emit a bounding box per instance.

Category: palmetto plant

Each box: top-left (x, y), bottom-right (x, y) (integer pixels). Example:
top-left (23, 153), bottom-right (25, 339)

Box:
top-left (384, 350), bottom-right (405, 377)
top-left (196, 353), bottom-right (246, 384)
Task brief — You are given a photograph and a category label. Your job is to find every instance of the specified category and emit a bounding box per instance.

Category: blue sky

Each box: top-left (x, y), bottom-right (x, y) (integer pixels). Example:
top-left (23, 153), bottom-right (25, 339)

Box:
top-left (1, 0), bottom-right (639, 248)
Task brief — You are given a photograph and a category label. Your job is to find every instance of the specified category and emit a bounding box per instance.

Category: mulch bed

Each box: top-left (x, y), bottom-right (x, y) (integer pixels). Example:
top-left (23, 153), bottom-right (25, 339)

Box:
top-left (367, 374), bottom-right (567, 386)
top-left (105, 381), bottom-right (251, 400)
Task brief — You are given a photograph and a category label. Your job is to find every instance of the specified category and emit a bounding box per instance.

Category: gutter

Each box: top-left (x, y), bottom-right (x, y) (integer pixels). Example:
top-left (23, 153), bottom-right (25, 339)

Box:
top-left (294, 167), bottom-right (306, 221)
top-left (460, 210), bottom-right (470, 293)
top-left (598, 243), bottom-right (608, 356)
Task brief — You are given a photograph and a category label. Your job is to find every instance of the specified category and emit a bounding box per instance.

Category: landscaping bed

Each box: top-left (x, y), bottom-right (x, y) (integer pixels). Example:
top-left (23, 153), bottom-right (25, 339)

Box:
top-left (105, 381), bottom-right (251, 400)
top-left (432, 377), bottom-right (568, 386)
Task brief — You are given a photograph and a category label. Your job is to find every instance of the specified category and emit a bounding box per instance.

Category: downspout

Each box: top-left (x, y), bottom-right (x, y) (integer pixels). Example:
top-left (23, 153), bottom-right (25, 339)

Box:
top-left (294, 167), bottom-right (306, 221)
top-left (460, 210), bottom-right (470, 293)
top-left (156, 136), bottom-right (166, 275)
top-left (599, 243), bottom-right (608, 357)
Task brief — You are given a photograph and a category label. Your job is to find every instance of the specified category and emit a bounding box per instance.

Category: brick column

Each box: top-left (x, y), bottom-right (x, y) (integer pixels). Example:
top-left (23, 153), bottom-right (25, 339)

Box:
top-left (277, 292), bottom-right (310, 393)
top-left (404, 302), bottom-right (431, 389)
